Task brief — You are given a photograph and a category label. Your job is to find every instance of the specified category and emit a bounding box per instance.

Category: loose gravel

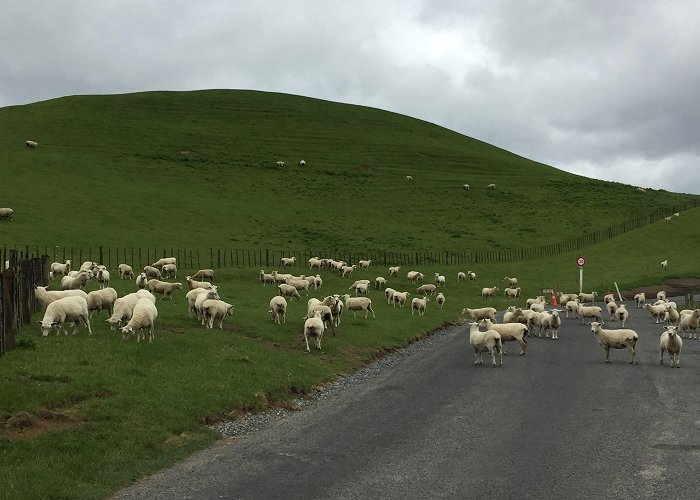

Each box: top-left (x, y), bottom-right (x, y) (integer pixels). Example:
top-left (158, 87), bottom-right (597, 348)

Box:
top-left (214, 323), bottom-right (460, 437)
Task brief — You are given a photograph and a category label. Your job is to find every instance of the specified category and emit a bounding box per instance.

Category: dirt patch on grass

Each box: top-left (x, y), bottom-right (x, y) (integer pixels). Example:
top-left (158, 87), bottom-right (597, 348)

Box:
top-left (358, 164), bottom-right (373, 172)
top-left (1, 408), bottom-right (81, 442)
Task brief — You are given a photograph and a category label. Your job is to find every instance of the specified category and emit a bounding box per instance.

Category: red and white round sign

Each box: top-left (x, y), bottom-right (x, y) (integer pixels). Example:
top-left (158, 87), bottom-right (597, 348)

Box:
top-left (576, 256), bottom-right (586, 267)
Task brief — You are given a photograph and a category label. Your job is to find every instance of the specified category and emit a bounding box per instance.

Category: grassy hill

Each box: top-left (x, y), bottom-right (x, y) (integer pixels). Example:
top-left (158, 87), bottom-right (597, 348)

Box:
top-left (1, 90), bottom-right (696, 253)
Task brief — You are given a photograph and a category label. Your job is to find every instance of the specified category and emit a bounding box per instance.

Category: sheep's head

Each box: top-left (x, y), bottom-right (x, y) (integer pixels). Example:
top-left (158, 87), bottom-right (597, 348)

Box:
top-left (589, 321), bottom-right (603, 333)
top-left (106, 318), bottom-right (121, 331)
top-left (121, 326), bottom-right (134, 339)
top-left (38, 320), bottom-right (57, 336)
top-left (664, 326), bottom-right (678, 337)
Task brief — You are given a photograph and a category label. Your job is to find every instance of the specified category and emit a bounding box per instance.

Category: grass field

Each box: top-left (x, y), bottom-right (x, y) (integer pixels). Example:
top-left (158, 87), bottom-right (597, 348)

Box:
top-left (0, 90), bottom-right (699, 499)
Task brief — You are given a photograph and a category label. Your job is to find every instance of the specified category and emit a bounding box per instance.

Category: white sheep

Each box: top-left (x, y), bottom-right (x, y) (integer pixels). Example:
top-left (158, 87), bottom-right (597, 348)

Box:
top-left (50, 260), bottom-right (71, 278)
top-left (121, 298), bottom-right (158, 342)
top-left (313, 275), bottom-right (323, 290)
top-left (259, 270), bottom-right (275, 286)
top-left (529, 302), bottom-right (546, 313)
top-left (286, 278), bottom-right (310, 295)
top-left (374, 276), bottom-right (387, 289)
top-left (162, 263), bottom-right (177, 279)
top-left (462, 184), bottom-right (470, 190)
top-left (299, 160), bottom-right (306, 167)
top-left (303, 311), bottom-right (325, 351)
top-left (660, 260), bottom-right (668, 270)
top-left (656, 290), bottom-right (667, 301)
top-left (434, 273), bottom-right (446, 287)
top-left (136, 272), bottom-right (148, 289)
top-left (416, 284), bottom-right (437, 296)
top-left (406, 175), bottom-right (414, 181)
top-left (359, 259), bottom-right (372, 269)
top-left (269, 296), bottom-right (287, 324)
top-left (615, 304), bottom-right (629, 327)
top-left (186, 287), bottom-right (217, 318)
top-left (385, 287), bottom-right (397, 305)
top-left (565, 300), bottom-right (580, 318)
top-left (275, 161), bottom-right (285, 168)
top-left (391, 291), bottom-right (410, 308)
top-left (280, 256), bottom-right (296, 268)
top-left (487, 183), bottom-right (496, 190)
top-left (25, 140), bottom-right (38, 148)
top-left (411, 296), bottom-right (429, 316)
top-left (663, 307), bottom-right (680, 326)
top-left (61, 271), bottom-right (90, 290)
top-left (461, 307), bottom-right (497, 322)
top-left (201, 299), bottom-right (234, 329)
top-left (407, 271), bottom-right (424, 283)
top-left (436, 292), bottom-right (445, 309)
top-left (354, 282), bottom-right (369, 296)
top-left (577, 304), bottom-right (602, 324)
top-left (278, 283), bottom-right (302, 301)
top-left (634, 292), bottom-right (646, 308)
top-left (96, 269), bottom-right (110, 289)
top-left (457, 271), bottom-right (466, 282)
top-left (143, 266), bottom-right (162, 279)
top-left (106, 290), bottom-right (155, 330)
top-left (578, 292), bottom-right (597, 304)
top-left (643, 303), bottom-right (667, 323)
top-left (388, 266), bottom-right (401, 277)
top-left (146, 280), bottom-right (183, 300)
top-left (504, 276), bottom-right (518, 287)
top-left (504, 287), bottom-right (520, 300)
top-left (341, 265), bottom-right (356, 277)
top-left (34, 285), bottom-right (88, 309)
top-left (659, 325), bottom-right (682, 367)
top-left (186, 276), bottom-right (213, 290)
top-left (467, 321), bottom-right (502, 367)
top-left (348, 279), bottom-right (371, 291)
top-left (118, 264), bottom-right (134, 280)
top-left (590, 321), bottom-right (639, 365)
top-left (152, 257), bottom-right (176, 268)
top-left (525, 296), bottom-right (546, 308)
top-left (606, 300), bottom-right (618, 320)
top-left (342, 294), bottom-right (375, 318)
top-left (37, 296), bottom-right (92, 336)
top-left (503, 306), bottom-right (524, 323)
top-left (603, 293), bottom-right (615, 304)
top-left (194, 289), bottom-right (220, 323)
top-left (480, 318), bottom-right (528, 355)
top-left (480, 286), bottom-right (499, 299)
top-left (679, 309), bottom-right (700, 339)
top-left (539, 309), bottom-right (562, 339)
top-left (467, 271), bottom-right (477, 281)
top-left (86, 287), bottom-right (117, 318)
top-left (308, 257), bottom-right (322, 270)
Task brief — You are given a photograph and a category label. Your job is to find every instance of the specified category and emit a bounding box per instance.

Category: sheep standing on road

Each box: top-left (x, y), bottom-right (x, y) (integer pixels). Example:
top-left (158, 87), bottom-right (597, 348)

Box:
top-left (615, 304), bottom-right (629, 327)
top-left (480, 318), bottom-right (528, 355)
top-left (659, 325), bottom-right (682, 368)
top-left (467, 321), bottom-right (502, 367)
top-left (589, 321), bottom-right (639, 365)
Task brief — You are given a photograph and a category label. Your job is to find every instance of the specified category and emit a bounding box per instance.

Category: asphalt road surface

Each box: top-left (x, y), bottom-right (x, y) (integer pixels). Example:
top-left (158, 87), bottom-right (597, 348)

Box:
top-left (113, 301), bottom-right (700, 499)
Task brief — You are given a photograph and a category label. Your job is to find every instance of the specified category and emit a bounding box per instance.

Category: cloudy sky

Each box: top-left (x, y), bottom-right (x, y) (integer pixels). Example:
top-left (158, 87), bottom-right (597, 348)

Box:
top-left (2, 1), bottom-right (699, 193)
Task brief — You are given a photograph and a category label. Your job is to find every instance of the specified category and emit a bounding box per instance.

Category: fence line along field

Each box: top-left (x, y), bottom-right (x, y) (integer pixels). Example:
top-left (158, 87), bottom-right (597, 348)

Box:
top-left (1, 89), bottom-right (699, 499)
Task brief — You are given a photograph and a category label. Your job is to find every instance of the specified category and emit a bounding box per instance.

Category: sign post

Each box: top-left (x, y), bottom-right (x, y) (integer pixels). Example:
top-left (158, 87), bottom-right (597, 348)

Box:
top-left (577, 256), bottom-right (586, 293)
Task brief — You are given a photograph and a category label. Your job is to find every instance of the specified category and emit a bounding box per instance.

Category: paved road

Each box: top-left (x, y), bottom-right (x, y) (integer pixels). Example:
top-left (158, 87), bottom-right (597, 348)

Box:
top-left (113, 302), bottom-right (700, 499)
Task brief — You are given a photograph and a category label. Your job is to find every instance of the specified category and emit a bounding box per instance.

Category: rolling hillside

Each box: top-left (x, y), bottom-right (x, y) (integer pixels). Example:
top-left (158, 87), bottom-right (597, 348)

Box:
top-left (0, 90), bottom-right (696, 252)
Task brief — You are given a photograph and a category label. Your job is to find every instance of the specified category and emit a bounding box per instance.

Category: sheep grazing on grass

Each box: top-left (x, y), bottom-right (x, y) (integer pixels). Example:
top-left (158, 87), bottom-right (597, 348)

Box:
top-left (467, 321), bottom-right (502, 367)
top-left (504, 276), bottom-right (518, 287)
top-left (121, 298), bottom-right (158, 343)
top-left (341, 265), bottom-right (356, 278)
top-left (162, 263), bottom-right (177, 279)
top-left (303, 311), bottom-right (325, 352)
top-left (25, 140), bottom-right (38, 148)
top-left (359, 259), bottom-right (371, 269)
top-left (577, 304), bottom-right (602, 324)
top-left (152, 257), bottom-right (176, 268)
top-left (411, 296), bottom-right (429, 316)
top-left (660, 260), bottom-right (668, 270)
top-left (388, 266), bottom-right (401, 277)
top-left (504, 287), bottom-right (520, 300)
top-left (406, 175), bottom-right (414, 181)
top-left (634, 292), bottom-right (646, 308)
top-left (659, 325), bottom-right (682, 368)
top-left (407, 271), bottom-right (424, 284)
top-left (416, 284), bottom-right (437, 296)
top-left (87, 287), bottom-right (117, 318)
top-left (299, 160), bottom-right (306, 167)
top-left (436, 292), bottom-right (445, 309)
top-left (457, 271), bottom-right (466, 282)
top-left (146, 280), bottom-right (183, 300)
top-left (143, 266), bottom-right (162, 279)
top-left (50, 260), bottom-right (71, 278)
top-left (269, 296), bottom-right (287, 325)
top-left (308, 257), bottom-right (322, 270)
top-left (278, 283), bottom-right (302, 301)
top-left (462, 184), bottom-right (470, 190)
top-left (259, 270), bottom-right (275, 286)
top-left (201, 299), bottom-right (234, 329)
top-left (34, 285), bottom-right (88, 309)
top-left (38, 296), bottom-right (92, 337)
top-left (106, 290), bottom-right (155, 330)
top-left (480, 286), bottom-right (499, 299)
top-left (384, 287), bottom-right (396, 305)
top-left (136, 272), bottom-right (148, 289)
top-left (61, 272), bottom-right (90, 291)
top-left (194, 289), bottom-right (220, 323)
top-left (375, 276), bottom-right (387, 289)
top-left (461, 307), bottom-right (497, 322)
top-left (186, 287), bottom-right (217, 318)
top-left (487, 183), bottom-right (496, 190)
top-left (391, 291), bottom-right (409, 308)
top-left (434, 273), bottom-right (446, 287)
top-left (615, 304), bottom-right (629, 327)
top-left (342, 294), bottom-right (375, 318)
top-left (286, 277), bottom-right (310, 295)
top-left (467, 271), bottom-right (476, 281)
top-left (590, 321), bottom-right (639, 365)
top-left (186, 276), bottom-right (213, 290)
top-left (275, 161), bottom-right (285, 168)
top-left (118, 264), bottom-right (134, 280)
top-left (280, 256), bottom-right (296, 268)
top-left (480, 318), bottom-right (528, 355)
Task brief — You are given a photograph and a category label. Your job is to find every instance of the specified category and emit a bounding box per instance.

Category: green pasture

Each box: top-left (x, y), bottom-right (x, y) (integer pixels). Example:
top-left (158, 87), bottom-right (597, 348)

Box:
top-left (0, 90), bottom-right (698, 499)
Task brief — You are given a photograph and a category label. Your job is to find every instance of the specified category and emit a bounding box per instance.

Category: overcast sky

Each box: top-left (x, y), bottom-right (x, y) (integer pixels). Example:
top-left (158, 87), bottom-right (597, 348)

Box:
top-left (2, 1), bottom-right (698, 193)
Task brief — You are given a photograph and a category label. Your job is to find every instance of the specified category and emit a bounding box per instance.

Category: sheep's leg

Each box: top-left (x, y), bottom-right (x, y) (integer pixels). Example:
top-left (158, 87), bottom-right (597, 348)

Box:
top-left (304, 333), bottom-right (310, 352)
top-left (83, 315), bottom-right (92, 335)
top-left (629, 345), bottom-right (638, 365)
top-left (518, 339), bottom-right (526, 355)
top-left (659, 349), bottom-right (664, 365)
top-left (604, 346), bottom-right (611, 363)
